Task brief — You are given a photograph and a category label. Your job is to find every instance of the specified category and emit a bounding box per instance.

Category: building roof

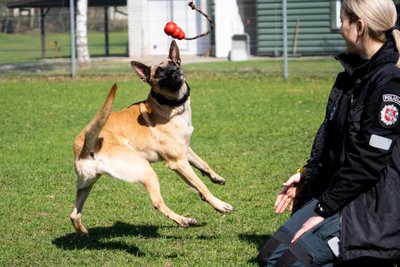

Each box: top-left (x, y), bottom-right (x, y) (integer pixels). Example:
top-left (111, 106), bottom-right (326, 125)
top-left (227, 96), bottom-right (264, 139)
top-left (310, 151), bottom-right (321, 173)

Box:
top-left (6, 0), bottom-right (127, 8)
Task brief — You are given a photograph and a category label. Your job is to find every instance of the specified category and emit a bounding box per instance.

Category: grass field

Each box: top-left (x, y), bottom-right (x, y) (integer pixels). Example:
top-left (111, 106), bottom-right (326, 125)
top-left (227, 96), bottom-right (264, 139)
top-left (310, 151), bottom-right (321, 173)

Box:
top-left (0, 31), bottom-right (128, 65)
top-left (0, 58), bottom-right (341, 266)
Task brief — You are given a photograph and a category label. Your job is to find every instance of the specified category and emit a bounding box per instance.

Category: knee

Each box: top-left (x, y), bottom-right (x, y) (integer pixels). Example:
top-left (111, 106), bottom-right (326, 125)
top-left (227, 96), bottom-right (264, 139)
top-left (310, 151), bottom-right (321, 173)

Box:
top-left (257, 249), bottom-right (267, 267)
top-left (257, 237), bottom-right (282, 267)
top-left (257, 251), bottom-right (268, 267)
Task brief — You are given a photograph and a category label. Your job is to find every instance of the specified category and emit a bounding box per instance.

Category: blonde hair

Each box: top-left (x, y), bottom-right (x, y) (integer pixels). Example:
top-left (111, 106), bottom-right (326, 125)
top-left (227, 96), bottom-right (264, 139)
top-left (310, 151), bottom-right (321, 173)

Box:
top-left (342, 0), bottom-right (400, 66)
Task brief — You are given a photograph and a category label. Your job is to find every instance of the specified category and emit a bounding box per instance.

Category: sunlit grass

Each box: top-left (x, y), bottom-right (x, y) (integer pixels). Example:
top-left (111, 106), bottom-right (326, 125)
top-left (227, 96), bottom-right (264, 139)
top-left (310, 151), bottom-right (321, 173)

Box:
top-left (0, 60), bottom-right (337, 266)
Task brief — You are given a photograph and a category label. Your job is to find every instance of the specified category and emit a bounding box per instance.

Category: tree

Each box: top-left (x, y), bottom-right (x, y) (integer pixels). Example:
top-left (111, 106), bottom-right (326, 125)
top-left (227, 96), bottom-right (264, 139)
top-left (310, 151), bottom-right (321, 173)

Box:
top-left (76, 0), bottom-right (91, 64)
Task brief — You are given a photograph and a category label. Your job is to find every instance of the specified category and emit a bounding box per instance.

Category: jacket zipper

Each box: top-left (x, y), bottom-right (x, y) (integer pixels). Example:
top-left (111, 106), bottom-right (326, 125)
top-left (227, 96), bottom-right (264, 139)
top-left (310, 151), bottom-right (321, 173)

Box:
top-left (338, 78), bottom-right (361, 260)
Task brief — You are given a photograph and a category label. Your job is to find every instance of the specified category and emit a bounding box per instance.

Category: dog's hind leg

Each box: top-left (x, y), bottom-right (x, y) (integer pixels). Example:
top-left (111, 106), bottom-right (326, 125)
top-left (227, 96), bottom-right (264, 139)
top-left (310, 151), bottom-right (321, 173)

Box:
top-left (168, 159), bottom-right (234, 214)
top-left (100, 147), bottom-right (197, 228)
top-left (187, 148), bottom-right (226, 185)
top-left (70, 179), bottom-right (98, 236)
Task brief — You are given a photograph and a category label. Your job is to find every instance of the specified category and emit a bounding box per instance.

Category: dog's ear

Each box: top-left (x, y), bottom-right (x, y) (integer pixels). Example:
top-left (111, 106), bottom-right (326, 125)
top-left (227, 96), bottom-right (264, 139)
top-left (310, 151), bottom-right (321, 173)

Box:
top-left (168, 40), bottom-right (181, 66)
top-left (130, 61), bottom-right (151, 82)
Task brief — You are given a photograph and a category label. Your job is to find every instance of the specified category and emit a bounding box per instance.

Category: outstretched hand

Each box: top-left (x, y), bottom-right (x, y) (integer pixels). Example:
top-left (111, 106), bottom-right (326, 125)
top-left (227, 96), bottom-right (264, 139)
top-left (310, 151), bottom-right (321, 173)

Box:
top-left (274, 172), bottom-right (302, 214)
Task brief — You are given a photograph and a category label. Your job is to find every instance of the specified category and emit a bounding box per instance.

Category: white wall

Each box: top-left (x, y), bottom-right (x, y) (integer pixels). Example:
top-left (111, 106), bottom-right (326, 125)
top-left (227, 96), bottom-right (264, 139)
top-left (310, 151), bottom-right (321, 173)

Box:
top-left (128, 0), bottom-right (211, 57)
top-left (214, 0), bottom-right (245, 58)
top-left (127, 0), bottom-right (148, 58)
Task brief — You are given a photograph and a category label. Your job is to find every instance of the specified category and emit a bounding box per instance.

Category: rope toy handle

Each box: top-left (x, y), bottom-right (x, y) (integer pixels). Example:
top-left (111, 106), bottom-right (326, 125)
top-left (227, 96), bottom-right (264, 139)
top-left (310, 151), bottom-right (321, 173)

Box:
top-left (185, 1), bottom-right (215, 40)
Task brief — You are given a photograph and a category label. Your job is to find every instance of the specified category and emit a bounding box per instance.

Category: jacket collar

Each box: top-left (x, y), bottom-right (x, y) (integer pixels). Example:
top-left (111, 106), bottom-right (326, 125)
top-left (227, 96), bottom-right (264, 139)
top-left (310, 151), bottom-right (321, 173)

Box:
top-left (336, 37), bottom-right (399, 80)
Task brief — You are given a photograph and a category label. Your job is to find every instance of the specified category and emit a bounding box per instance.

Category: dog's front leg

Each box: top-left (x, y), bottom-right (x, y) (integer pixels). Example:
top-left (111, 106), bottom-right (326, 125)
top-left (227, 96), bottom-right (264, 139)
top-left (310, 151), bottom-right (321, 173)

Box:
top-left (168, 159), bottom-right (234, 213)
top-left (142, 169), bottom-right (198, 228)
top-left (187, 148), bottom-right (226, 185)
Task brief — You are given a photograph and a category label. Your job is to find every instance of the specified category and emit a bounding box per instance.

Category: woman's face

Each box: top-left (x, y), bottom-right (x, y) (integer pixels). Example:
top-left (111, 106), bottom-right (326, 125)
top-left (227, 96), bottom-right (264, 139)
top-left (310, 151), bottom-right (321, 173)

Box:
top-left (339, 10), bottom-right (360, 54)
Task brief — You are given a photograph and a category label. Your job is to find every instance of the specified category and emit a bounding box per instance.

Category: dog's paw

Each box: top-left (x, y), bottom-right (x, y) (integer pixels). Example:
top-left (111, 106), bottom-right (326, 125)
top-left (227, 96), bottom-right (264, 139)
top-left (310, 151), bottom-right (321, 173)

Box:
top-left (210, 175), bottom-right (226, 185)
top-left (178, 217), bottom-right (198, 228)
top-left (211, 198), bottom-right (234, 214)
top-left (70, 214), bottom-right (89, 236)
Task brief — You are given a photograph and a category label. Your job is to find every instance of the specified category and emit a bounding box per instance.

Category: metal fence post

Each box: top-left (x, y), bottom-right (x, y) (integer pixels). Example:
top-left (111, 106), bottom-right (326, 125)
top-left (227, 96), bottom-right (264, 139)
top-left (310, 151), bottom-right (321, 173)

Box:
top-left (282, 0), bottom-right (288, 79)
top-left (69, 0), bottom-right (76, 79)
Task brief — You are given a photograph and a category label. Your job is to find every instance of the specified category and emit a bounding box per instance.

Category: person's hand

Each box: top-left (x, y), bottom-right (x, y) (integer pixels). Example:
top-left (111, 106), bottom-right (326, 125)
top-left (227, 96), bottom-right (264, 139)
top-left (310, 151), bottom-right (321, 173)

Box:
top-left (274, 172), bottom-right (302, 214)
top-left (291, 215), bottom-right (324, 243)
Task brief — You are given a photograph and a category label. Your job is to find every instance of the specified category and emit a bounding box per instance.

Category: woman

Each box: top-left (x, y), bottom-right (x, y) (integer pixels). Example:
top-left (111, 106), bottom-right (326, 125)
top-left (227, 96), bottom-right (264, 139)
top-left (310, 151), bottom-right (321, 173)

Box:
top-left (258, 0), bottom-right (400, 266)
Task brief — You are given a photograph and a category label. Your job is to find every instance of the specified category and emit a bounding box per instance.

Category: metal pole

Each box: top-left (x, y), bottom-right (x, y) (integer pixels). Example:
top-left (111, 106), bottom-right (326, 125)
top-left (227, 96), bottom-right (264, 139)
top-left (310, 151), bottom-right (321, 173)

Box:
top-left (169, 0), bottom-right (174, 42)
top-left (282, 0), bottom-right (288, 79)
top-left (40, 8), bottom-right (45, 58)
top-left (104, 6), bottom-right (109, 56)
top-left (69, 0), bottom-right (76, 79)
top-left (170, 0), bottom-right (174, 21)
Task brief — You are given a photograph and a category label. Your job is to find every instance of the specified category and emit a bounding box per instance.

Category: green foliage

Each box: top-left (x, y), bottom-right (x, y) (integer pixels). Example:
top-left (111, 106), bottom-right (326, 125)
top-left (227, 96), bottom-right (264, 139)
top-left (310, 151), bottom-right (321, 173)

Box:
top-left (0, 60), bottom-right (338, 266)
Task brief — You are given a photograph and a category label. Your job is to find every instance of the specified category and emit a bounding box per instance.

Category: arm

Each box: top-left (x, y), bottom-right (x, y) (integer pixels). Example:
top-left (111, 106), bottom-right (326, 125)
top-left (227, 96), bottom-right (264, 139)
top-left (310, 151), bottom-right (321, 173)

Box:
top-left (318, 80), bottom-right (400, 216)
top-left (275, 77), bottom-right (346, 214)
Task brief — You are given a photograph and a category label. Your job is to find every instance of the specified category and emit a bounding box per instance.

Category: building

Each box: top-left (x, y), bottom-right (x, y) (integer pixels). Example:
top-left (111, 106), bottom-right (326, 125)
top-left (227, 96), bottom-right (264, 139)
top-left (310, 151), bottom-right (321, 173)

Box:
top-left (127, 0), bottom-right (212, 57)
top-left (13, 0), bottom-right (400, 59)
top-left (127, 0), bottom-right (347, 58)
top-left (256, 0), bottom-right (345, 57)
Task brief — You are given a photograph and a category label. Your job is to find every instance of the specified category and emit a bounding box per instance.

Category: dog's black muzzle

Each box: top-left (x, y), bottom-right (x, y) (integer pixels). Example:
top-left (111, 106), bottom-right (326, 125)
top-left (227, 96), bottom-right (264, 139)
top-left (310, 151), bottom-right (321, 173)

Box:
top-left (157, 64), bottom-right (184, 91)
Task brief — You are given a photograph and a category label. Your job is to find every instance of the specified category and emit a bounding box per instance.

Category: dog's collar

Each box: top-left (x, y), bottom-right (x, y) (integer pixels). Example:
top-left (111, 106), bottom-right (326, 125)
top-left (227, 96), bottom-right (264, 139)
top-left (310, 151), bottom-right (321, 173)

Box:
top-left (150, 82), bottom-right (190, 107)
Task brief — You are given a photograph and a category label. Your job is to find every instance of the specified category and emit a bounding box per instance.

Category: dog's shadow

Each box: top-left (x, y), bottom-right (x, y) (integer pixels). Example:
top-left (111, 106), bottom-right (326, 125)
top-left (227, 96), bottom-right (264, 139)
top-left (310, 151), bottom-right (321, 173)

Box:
top-left (53, 221), bottom-right (208, 256)
top-left (239, 233), bottom-right (271, 264)
top-left (52, 221), bottom-right (159, 256)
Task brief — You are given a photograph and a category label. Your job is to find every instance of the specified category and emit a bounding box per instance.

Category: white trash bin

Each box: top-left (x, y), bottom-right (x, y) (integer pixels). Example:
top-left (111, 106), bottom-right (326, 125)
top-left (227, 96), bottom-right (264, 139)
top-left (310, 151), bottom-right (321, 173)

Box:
top-left (229, 33), bottom-right (250, 61)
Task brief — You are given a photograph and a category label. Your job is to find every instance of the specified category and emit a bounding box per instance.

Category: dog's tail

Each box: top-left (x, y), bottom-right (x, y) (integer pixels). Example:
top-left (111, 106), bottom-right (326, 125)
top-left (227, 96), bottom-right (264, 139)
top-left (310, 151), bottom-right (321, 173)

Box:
top-left (83, 83), bottom-right (118, 158)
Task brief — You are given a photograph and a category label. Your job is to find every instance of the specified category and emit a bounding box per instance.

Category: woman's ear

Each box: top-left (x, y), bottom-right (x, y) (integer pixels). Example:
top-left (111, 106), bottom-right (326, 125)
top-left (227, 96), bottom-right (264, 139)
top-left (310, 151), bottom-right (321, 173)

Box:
top-left (356, 19), bottom-right (366, 36)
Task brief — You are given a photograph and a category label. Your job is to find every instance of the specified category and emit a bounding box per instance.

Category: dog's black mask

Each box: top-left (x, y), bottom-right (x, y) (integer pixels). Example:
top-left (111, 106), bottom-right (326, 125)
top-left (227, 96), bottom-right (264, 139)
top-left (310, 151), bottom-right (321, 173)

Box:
top-left (156, 61), bottom-right (183, 91)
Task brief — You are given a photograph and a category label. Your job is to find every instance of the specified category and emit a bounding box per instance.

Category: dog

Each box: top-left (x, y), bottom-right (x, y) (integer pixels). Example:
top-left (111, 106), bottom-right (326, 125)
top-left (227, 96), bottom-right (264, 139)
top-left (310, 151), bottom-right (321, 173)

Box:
top-left (70, 41), bottom-right (234, 235)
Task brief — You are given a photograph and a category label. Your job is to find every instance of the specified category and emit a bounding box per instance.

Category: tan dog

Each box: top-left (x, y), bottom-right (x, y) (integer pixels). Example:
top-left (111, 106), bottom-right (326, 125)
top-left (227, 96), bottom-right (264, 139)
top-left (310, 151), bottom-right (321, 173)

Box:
top-left (70, 41), bottom-right (234, 235)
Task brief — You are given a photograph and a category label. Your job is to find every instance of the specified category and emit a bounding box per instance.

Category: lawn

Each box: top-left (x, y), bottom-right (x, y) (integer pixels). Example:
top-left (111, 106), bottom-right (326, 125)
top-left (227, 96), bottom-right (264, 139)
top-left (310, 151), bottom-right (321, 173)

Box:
top-left (0, 58), bottom-right (340, 266)
top-left (0, 31), bottom-right (128, 65)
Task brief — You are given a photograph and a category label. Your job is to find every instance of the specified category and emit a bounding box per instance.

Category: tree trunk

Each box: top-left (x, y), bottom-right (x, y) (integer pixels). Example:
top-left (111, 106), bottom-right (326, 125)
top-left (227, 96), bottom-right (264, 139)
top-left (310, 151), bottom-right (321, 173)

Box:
top-left (76, 0), bottom-right (91, 64)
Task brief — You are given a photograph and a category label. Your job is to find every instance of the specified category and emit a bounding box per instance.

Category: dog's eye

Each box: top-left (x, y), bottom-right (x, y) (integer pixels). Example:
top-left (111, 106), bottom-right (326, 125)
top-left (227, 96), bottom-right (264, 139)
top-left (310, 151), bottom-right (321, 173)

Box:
top-left (156, 67), bottom-right (164, 76)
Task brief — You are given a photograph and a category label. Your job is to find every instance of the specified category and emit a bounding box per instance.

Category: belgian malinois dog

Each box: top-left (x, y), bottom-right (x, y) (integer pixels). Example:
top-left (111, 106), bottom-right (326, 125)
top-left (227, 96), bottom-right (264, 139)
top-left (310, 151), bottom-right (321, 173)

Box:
top-left (70, 41), bottom-right (234, 235)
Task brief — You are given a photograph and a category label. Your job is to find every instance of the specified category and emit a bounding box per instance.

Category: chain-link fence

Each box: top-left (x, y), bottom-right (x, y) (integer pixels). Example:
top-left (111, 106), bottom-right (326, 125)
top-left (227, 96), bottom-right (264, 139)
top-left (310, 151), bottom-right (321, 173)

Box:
top-left (0, 3), bottom-right (128, 76)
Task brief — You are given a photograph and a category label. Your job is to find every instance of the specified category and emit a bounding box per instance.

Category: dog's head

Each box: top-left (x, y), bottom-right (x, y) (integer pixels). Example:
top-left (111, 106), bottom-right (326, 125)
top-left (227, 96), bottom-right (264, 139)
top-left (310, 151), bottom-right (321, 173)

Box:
top-left (131, 41), bottom-right (184, 95)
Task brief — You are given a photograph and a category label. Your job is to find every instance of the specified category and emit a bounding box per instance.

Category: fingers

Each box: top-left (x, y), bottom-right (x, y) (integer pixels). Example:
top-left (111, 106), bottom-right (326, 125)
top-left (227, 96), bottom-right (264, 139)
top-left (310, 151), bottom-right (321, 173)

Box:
top-left (291, 216), bottom-right (324, 243)
top-left (274, 172), bottom-right (303, 214)
top-left (274, 185), bottom-right (291, 213)
top-left (275, 194), bottom-right (292, 214)
top-left (291, 227), bottom-right (306, 243)
top-left (274, 187), bottom-right (288, 206)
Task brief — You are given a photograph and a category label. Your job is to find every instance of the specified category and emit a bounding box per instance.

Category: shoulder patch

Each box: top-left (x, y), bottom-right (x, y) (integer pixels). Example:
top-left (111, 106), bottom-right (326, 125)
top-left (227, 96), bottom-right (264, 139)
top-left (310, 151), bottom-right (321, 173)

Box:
top-left (382, 94), bottom-right (400, 105)
top-left (380, 104), bottom-right (399, 128)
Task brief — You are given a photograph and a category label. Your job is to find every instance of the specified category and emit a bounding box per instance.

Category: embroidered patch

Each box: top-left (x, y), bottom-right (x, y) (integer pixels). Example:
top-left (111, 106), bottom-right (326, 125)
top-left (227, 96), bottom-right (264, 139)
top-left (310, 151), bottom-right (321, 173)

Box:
top-left (382, 94), bottom-right (400, 105)
top-left (380, 104), bottom-right (399, 127)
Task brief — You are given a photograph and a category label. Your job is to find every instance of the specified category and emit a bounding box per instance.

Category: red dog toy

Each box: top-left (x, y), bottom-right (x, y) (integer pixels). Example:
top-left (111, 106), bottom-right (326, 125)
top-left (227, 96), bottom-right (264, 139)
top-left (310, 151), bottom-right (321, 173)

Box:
top-left (163, 1), bottom-right (214, 40)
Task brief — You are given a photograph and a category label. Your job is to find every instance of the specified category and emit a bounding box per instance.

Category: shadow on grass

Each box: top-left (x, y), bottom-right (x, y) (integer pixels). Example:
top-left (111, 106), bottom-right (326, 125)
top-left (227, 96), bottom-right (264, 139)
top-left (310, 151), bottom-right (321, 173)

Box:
top-left (52, 221), bottom-right (210, 256)
top-left (0, 61), bottom-right (70, 74)
top-left (52, 221), bottom-right (158, 256)
top-left (239, 233), bottom-right (271, 264)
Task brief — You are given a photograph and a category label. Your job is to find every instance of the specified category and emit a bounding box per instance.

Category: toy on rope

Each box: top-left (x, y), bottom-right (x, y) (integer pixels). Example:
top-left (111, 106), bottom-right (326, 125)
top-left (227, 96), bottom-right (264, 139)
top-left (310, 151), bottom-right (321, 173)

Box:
top-left (164, 1), bottom-right (215, 40)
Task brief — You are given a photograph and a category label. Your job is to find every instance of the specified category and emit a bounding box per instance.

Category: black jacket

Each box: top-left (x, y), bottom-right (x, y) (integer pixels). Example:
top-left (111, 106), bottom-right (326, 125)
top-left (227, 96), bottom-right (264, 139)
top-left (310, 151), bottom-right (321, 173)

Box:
top-left (296, 38), bottom-right (400, 260)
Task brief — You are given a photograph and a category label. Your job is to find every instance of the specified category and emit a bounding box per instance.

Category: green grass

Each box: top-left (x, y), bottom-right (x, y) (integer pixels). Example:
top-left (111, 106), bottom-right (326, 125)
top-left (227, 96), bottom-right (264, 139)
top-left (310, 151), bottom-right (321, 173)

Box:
top-left (0, 31), bottom-right (128, 65)
top-left (0, 59), bottom-right (339, 266)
